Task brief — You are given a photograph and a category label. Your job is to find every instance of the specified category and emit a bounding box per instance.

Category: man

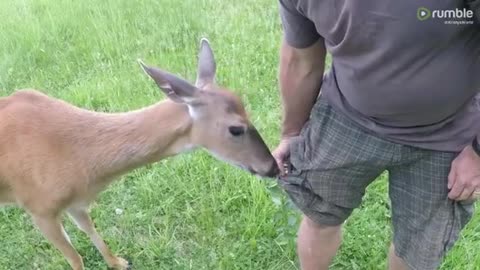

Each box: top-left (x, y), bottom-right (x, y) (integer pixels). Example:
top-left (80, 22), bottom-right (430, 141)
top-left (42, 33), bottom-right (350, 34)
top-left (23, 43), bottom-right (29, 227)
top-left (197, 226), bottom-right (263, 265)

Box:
top-left (273, 0), bottom-right (480, 269)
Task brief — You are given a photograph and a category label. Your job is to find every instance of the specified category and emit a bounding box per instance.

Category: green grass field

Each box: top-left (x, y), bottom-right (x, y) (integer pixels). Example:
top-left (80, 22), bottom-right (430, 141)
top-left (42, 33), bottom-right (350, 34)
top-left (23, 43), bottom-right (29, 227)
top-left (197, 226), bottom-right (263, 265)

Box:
top-left (0, 0), bottom-right (479, 269)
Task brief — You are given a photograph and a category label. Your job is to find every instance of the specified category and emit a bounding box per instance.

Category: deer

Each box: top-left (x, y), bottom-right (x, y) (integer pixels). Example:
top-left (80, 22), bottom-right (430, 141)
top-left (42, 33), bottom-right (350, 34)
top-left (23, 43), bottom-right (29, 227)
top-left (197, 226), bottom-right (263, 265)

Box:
top-left (0, 38), bottom-right (279, 270)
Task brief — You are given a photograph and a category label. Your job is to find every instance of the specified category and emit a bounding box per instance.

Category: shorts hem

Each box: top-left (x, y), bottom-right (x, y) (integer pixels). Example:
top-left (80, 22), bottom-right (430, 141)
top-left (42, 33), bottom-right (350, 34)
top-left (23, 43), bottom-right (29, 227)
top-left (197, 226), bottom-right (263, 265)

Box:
top-left (301, 209), bottom-right (346, 227)
top-left (393, 241), bottom-right (443, 270)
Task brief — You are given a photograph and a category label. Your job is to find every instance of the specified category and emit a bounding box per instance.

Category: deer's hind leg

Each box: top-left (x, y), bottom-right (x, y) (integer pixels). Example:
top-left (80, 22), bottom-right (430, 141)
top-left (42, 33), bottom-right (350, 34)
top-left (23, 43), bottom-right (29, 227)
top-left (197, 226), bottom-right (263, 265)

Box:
top-left (31, 213), bottom-right (84, 270)
top-left (68, 207), bottom-right (131, 270)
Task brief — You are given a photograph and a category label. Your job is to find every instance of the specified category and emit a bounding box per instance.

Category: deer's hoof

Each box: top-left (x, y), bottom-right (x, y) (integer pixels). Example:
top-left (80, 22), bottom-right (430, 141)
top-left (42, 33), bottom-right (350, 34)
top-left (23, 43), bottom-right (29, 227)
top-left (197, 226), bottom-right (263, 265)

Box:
top-left (108, 256), bottom-right (131, 270)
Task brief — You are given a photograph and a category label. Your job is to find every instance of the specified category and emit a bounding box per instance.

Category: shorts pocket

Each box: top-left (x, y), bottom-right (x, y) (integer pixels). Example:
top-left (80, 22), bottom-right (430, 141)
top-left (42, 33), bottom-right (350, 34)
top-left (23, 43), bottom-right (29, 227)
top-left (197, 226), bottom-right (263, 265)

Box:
top-left (278, 168), bottom-right (318, 214)
top-left (288, 96), bottom-right (331, 171)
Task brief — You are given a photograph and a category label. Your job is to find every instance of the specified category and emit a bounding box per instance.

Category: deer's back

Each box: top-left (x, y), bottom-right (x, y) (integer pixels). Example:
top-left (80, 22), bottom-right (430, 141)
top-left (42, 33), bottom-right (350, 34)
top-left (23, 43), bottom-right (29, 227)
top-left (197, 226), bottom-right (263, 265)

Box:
top-left (0, 89), bottom-right (84, 151)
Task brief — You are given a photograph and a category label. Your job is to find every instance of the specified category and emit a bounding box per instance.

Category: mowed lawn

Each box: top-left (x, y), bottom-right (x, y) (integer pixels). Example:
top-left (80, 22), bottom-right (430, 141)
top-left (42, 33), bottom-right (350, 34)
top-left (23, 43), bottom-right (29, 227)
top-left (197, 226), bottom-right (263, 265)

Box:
top-left (0, 0), bottom-right (479, 269)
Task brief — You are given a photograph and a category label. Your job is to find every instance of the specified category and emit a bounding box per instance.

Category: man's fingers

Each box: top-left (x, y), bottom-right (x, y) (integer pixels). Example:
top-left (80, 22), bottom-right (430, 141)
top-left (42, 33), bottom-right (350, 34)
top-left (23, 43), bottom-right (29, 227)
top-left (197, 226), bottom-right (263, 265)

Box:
top-left (273, 153), bottom-right (287, 176)
top-left (448, 181), bottom-right (465, 200)
top-left (447, 166), bottom-right (456, 189)
top-left (273, 143), bottom-right (291, 176)
top-left (274, 158), bottom-right (285, 175)
top-left (457, 187), bottom-right (475, 201)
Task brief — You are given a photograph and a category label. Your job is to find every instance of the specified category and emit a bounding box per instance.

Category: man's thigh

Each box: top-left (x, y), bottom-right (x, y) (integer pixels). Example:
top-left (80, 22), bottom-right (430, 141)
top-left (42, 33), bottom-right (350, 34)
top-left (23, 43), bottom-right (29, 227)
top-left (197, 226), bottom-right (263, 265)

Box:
top-left (279, 95), bottom-right (395, 225)
top-left (388, 148), bottom-right (475, 270)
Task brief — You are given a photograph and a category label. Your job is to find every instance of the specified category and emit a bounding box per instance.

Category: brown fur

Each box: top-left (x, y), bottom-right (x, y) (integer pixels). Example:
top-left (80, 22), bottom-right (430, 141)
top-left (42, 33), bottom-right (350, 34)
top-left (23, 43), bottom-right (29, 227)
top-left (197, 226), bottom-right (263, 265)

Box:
top-left (0, 89), bottom-right (191, 211)
top-left (0, 39), bottom-right (278, 270)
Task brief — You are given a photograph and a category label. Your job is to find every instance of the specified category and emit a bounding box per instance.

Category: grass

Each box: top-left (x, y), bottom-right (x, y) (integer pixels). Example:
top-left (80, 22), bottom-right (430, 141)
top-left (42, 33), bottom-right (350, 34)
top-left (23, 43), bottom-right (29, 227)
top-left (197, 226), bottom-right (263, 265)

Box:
top-left (0, 0), bottom-right (479, 269)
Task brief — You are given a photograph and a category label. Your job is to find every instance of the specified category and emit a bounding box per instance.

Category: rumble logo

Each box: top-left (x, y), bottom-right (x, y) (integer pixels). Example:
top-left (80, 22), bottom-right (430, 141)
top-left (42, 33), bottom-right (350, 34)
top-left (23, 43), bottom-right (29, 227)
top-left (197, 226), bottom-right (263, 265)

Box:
top-left (417, 7), bottom-right (431, 21)
top-left (417, 7), bottom-right (474, 24)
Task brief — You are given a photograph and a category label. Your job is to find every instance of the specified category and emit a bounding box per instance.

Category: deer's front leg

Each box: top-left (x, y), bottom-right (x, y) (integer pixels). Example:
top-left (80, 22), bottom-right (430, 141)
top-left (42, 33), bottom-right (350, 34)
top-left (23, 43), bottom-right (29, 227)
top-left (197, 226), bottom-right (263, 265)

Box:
top-left (32, 214), bottom-right (84, 270)
top-left (68, 207), bottom-right (131, 270)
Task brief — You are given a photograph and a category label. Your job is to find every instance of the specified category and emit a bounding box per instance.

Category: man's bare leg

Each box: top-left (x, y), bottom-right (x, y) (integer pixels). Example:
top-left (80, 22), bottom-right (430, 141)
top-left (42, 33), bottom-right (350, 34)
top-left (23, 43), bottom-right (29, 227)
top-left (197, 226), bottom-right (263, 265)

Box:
top-left (297, 215), bottom-right (342, 270)
top-left (388, 244), bottom-right (409, 270)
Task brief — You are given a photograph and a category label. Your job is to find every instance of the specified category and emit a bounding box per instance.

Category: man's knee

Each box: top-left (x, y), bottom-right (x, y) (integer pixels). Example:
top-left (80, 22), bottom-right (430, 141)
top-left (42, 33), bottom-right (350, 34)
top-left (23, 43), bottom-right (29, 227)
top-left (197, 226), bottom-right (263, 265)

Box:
top-left (297, 214), bottom-right (343, 269)
top-left (301, 214), bottom-right (342, 234)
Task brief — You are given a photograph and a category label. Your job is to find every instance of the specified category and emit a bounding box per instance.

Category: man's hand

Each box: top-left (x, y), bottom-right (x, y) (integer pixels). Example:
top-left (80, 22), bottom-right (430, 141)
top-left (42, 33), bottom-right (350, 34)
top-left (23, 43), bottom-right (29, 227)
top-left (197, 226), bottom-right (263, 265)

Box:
top-left (272, 137), bottom-right (295, 176)
top-left (447, 143), bottom-right (480, 201)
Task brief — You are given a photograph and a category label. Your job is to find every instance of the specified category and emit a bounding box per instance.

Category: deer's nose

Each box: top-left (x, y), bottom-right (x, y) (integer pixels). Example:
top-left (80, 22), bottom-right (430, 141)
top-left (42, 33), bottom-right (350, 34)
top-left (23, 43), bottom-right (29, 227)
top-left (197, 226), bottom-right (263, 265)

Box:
top-left (265, 162), bottom-right (280, 178)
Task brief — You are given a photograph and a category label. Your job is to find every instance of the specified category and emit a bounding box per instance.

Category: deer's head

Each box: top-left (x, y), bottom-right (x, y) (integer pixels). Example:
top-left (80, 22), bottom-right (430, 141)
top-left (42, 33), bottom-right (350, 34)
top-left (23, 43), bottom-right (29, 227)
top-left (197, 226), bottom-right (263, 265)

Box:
top-left (139, 39), bottom-right (279, 178)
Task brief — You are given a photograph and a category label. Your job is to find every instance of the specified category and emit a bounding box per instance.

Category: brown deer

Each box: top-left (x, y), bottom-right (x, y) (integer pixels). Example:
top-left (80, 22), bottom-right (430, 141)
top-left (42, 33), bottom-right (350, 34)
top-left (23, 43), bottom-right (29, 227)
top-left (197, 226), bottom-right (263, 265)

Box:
top-left (0, 38), bottom-right (279, 270)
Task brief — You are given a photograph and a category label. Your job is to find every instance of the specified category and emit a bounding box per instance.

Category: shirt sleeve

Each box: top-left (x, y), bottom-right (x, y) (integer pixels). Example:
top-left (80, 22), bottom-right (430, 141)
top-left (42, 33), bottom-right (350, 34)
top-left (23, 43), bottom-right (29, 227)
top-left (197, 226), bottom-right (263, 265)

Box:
top-left (278, 0), bottom-right (322, 48)
top-left (466, 0), bottom-right (480, 23)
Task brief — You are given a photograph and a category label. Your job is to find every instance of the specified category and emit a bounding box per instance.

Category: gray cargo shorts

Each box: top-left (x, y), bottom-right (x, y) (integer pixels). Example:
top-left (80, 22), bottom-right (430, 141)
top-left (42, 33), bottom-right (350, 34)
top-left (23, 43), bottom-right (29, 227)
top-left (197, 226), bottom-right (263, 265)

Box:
top-left (278, 95), bottom-right (474, 270)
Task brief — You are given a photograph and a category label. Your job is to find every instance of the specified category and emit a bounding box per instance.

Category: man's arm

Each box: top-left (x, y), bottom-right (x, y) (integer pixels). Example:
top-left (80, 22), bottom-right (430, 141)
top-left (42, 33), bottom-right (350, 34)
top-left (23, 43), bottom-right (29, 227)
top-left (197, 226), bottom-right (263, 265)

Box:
top-left (273, 0), bottom-right (327, 171)
top-left (277, 0), bottom-right (326, 136)
top-left (279, 39), bottom-right (326, 137)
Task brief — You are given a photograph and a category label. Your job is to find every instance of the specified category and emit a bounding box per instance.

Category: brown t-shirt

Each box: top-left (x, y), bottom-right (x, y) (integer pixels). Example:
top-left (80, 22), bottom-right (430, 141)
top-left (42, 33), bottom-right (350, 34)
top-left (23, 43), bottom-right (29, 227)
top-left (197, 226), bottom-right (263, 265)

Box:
top-left (279, 0), bottom-right (480, 152)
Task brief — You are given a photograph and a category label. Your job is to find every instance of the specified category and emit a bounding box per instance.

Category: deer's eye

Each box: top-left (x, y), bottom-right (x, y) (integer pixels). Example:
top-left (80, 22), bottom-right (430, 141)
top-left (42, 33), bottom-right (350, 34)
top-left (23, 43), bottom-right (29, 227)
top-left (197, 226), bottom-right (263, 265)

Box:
top-left (229, 126), bottom-right (245, 137)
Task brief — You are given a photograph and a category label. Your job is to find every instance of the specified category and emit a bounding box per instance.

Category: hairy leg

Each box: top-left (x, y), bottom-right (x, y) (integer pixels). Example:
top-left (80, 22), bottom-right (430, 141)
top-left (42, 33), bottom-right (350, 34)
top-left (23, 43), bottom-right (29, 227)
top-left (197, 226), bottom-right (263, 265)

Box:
top-left (297, 215), bottom-right (342, 270)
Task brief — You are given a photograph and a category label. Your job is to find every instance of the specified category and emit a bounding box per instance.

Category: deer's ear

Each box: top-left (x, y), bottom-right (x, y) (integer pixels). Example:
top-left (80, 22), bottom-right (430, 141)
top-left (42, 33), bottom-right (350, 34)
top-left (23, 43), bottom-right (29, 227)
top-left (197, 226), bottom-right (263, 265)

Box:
top-left (139, 59), bottom-right (199, 104)
top-left (195, 38), bottom-right (216, 89)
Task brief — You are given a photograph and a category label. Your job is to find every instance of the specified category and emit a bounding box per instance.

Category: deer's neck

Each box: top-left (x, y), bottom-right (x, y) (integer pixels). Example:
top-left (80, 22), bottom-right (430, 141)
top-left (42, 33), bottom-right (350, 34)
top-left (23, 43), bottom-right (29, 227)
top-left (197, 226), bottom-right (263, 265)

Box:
top-left (82, 101), bottom-right (195, 180)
